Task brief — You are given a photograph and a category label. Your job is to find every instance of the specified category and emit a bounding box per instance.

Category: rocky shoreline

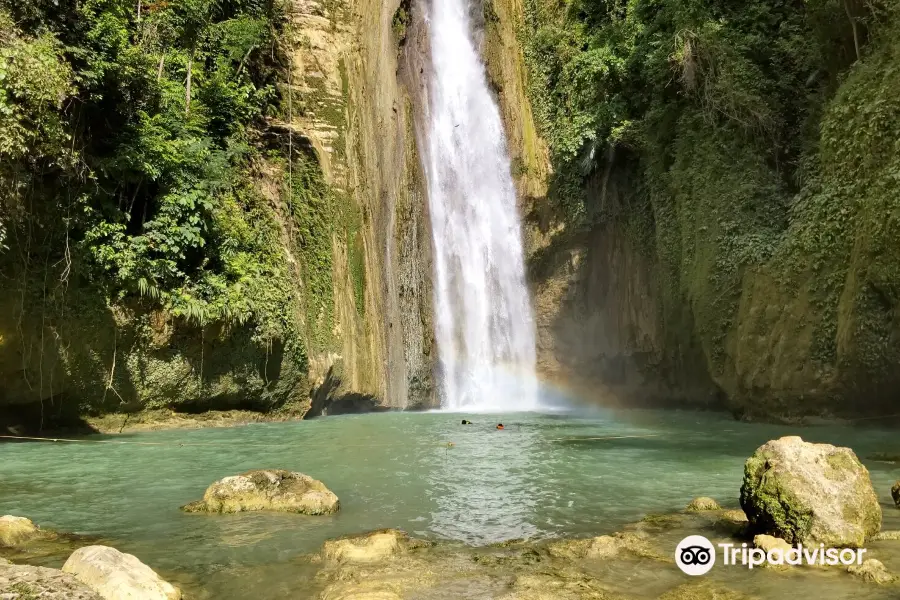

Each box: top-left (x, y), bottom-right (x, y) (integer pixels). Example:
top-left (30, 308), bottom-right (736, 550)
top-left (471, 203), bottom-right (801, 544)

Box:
top-left (4, 437), bottom-right (900, 599)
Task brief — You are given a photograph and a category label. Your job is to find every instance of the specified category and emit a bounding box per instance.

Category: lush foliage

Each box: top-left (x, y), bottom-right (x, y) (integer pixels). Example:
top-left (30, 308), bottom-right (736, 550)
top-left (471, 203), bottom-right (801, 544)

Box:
top-left (0, 0), bottom-right (316, 355)
top-left (522, 0), bottom-right (900, 408)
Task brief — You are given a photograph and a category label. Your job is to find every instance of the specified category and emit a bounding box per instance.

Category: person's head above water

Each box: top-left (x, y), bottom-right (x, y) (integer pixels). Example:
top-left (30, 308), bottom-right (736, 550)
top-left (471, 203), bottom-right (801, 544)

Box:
top-left (461, 419), bottom-right (472, 425)
top-left (496, 423), bottom-right (504, 430)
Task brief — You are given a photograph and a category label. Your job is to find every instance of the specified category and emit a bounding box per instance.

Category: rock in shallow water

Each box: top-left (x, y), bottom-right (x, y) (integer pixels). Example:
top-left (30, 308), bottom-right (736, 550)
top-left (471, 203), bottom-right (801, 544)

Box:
top-left (753, 534), bottom-right (792, 554)
top-left (740, 436), bottom-right (880, 547)
top-left (685, 497), bottom-right (721, 512)
top-left (848, 559), bottom-right (895, 584)
top-left (324, 531), bottom-right (406, 564)
top-left (62, 545), bottom-right (181, 600)
top-left (0, 516), bottom-right (40, 547)
top-left (181, 469), bottom-right (339, 515)
top-left (0, 560), bottom-right (103, 600)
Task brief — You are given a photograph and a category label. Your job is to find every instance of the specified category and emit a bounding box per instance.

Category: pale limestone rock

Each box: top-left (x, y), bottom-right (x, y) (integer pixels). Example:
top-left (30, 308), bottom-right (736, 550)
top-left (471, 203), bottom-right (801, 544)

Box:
top-left (62, 545), bottom-right (181, 600)
top-left (740, 436), bottom-right (880, 547)
top-left (0, 560), bottom-right (103, 599)
top-left (323, 530), bottom-right (406, 564)
top-left (0, 515), bottom-right (40, 547)
top-left (848, 558), bottom-right (895, 584)
top-left (753, 534), bottom-right (792, 554)
top-left (181, 469), bottom-right (339, 515)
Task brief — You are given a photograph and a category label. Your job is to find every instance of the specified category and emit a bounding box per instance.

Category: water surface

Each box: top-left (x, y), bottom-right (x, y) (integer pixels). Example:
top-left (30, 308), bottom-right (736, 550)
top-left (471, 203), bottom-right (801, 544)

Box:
top-left (2, 409), bottom-right (899, 597)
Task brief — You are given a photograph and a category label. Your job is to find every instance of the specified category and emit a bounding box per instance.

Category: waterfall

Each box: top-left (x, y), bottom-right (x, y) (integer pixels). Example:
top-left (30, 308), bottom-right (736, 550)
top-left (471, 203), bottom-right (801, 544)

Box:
top-left (420, 0), bottom-right (538, 411)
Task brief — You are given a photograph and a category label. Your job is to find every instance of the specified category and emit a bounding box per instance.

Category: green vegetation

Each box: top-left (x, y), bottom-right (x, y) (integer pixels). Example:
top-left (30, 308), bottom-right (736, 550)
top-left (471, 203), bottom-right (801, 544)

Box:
top-left (0, 0), bottom-right (343, 418)
top-left (391, 0), bottom-right (410, 46)
top-left (522, 0), bottom-right (900, 414)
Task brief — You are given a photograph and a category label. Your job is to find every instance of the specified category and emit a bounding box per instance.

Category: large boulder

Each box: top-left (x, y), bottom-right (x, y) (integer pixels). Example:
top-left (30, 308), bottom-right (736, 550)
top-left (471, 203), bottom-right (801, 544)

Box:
top-left (0, 560), bottom-right (103, 600)
top-left (62, 545), bottom-right (181, 600)
top-left (181, 469), bottom-right (339, 515)
top-left (740, 436), bottom-right (880, 547)
top-left (0, 515), bottom-right (41, 547)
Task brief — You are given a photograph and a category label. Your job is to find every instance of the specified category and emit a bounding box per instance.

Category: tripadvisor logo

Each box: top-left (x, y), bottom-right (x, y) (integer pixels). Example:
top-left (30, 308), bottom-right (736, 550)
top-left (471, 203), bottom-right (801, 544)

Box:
top-left (675, 536), bottom-right (716, 575)
top-left (675, 535), bottom-right (868, 575)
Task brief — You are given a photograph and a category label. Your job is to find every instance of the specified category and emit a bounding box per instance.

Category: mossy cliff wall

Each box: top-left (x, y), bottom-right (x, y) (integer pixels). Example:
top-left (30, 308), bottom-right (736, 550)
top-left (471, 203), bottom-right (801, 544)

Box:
top-left (282, 0), bottom-right (435, 410)
top-left (0, 0), bottom-right (435, 430)
top-left (480, 0), bottom-right (713, 410)
top-left (483, 0), bottom-right (900, 420)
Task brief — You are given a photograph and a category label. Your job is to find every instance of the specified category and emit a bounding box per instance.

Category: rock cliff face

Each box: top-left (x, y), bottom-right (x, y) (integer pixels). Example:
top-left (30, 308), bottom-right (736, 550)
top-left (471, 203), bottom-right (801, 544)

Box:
top-left (4, 0), bottom-right (893, 425)
top-left (480, 0), bottom-right (718, 410)
top-left (0, 0), bottom-right (437, 431)
top-left (483, 0), bottom-right (900, 420)
top-left (283, 0), bottom-right (435, 410)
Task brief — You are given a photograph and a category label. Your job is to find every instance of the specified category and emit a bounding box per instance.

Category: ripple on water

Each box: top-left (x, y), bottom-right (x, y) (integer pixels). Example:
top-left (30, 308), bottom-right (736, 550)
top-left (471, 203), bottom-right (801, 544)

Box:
top-left (3, 409), bottom-right (900, 598)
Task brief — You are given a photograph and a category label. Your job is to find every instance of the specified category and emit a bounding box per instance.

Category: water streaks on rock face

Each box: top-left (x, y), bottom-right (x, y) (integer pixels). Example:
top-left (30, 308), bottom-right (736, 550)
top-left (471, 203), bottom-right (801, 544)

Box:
top-left (181, 469), bottom-right (340, 515)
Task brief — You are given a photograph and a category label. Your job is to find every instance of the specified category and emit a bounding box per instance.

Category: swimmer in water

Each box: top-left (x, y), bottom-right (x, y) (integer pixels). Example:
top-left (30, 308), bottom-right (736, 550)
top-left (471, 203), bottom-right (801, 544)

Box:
top-left (461, 419), bottom-right (472, 425)
top-left (496, 423), bottom-right (504, 430)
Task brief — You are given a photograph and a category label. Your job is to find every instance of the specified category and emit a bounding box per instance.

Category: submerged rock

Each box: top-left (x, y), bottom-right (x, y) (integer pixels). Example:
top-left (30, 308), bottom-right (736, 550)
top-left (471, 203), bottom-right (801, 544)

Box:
top-left (62, 545), bottom-right (181, 600)
top-left (891, 481), bottom-right (900, 507)
top-left (181, 469), bottom-right (339, 515)
top-left (547, 531), bottom-right (661, 561)
top-left (0, 515), bottom-right (41, 547)
top-left (685, 497), bottom-right (721, 512)
top-left (499, 573), bottom-right (608, 600)
top-left (0, 560), bottom-right (103, 600)
top-left (848, 559), bottom-right (895, 584)
top-left (658, 581), bottom-right (752, 600)
top-left (752, 534), bottom-right (793, 570)
top-left (873, 530), bottom-right (900, 541)
top-left (322, 530), bottom-right (428, 564)
top-left (753, 534), bottom-right (792, 554)
top-left (740, 436), bottom-right (880, 547)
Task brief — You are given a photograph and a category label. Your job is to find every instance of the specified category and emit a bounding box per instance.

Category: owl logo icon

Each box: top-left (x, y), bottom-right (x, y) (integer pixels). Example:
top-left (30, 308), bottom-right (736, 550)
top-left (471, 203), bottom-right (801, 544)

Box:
top-left (675, 535), bottom-right (716, 575)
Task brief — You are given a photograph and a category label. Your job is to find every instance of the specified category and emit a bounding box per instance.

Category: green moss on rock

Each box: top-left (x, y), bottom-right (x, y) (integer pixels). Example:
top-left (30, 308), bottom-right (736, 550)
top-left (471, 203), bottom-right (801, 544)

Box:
top-left (740, 436), bottom-right (880, 547)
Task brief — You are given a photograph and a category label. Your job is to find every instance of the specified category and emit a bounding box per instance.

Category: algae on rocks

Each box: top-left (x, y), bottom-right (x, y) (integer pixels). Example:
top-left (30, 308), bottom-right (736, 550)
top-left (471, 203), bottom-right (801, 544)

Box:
top-left (181, 469), bottom-right (339, 515)
top-left (685, 497), bottom-right (721, 512)
top-left (740, 436), bottom-right (881, 547)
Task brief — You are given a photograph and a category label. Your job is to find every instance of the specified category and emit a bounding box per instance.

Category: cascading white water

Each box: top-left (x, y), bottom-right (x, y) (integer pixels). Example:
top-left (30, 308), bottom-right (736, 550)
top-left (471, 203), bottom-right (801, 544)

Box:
top-left (420, 0), bottom-right (538, 411)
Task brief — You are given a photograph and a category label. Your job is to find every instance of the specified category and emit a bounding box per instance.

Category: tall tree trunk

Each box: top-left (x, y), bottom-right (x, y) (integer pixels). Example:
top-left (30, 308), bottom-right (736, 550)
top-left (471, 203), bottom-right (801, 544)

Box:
top-left (185, 49), bottom-right (193, 114)
top-left (157, 54), bottom-right (166, 81)
top-left (845, 0), bottom-right (861, 61)
top-left (137, 0), bottom-right (142, 23)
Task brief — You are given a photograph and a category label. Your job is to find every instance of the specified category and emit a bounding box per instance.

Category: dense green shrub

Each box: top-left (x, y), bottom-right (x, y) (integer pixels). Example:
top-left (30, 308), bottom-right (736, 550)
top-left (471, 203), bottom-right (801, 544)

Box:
top-left (0, 0), bottom-right (326, 369)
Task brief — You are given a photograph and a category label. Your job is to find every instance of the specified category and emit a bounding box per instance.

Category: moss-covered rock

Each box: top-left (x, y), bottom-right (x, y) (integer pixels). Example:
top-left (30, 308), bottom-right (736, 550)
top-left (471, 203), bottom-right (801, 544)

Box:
top-left (181, 469), bottom-right (339, 515)
top-left (740, 436), bottom-right (880, 547)
top-left (685, 497), bottom-right (721, 512)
